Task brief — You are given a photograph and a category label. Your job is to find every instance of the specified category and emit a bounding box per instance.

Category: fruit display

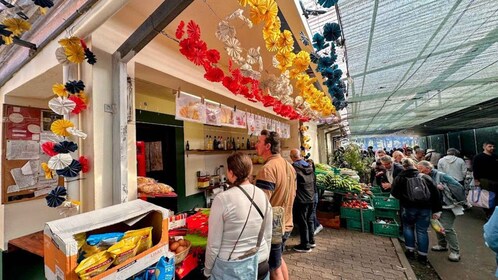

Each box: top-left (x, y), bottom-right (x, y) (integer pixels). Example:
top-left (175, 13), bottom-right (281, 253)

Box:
top-left (341, 199), bottom-right (370, 209)
top-left (316, 172), bottom-right (362, 193)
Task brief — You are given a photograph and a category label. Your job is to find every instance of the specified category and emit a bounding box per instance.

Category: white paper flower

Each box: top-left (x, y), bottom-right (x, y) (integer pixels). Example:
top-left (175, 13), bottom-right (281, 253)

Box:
top-left (295, 96), bottom-right (304, 106)
top-left (227, 9), bottom-right (244, 21)
top-left (55, 47), bottom-right (70, 65)
top-left (215, 21), bottom-right (235, 42)
top-left (48, 97), bottom-right (76, 115)
top-left (225, 37), bottom-right (242, 60)
top-left (246, 47), bottom-right (261, 65)
top-left (66, 127), bottom-right (87, 139)
top-left (240, 63), bottom-right (261, 80)
top-left (48, 154), bottom-right (73, 170)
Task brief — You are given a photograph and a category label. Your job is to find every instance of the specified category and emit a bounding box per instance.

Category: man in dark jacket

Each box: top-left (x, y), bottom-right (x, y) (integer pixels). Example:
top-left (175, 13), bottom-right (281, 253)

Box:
top-left (379, 155), bottom-right (403, 192)
top-left (391, 158), bottom-right (442, 265)
top-left (290, 149), bottom-right (315, 252)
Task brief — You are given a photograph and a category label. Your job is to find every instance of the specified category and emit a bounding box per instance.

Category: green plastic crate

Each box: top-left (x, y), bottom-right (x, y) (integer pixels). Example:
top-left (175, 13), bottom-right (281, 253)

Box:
top-left (375, 208), bottom-right (398, 219)
top-left (346, 218), bottom-right (371, 232)
top-left (340, 207), bottom-right (375, 221)
top-left (373, 192), bottom-right (391, 197)
top-left (370, 186), bottom-right (382, 193)
top-left (373, 220), bottom-right (399, 238)
top-left (372, 196), bottom-right (400, 210)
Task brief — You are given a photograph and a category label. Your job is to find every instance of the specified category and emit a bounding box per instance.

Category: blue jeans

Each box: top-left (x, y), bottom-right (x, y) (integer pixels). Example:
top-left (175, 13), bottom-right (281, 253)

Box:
top-left (312, 193), bottom-right (320, 228)
top-left (402, 207), bottom-right (431, 255)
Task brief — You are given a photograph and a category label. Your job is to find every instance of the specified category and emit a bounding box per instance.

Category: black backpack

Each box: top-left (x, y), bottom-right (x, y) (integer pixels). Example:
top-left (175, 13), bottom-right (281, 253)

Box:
top-left (405, 174), bottom-right (431, 202)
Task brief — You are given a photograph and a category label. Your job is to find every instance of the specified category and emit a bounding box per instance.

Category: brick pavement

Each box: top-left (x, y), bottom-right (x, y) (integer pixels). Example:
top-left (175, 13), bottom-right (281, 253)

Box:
top-left (284, 228), bottom-right (412, 280)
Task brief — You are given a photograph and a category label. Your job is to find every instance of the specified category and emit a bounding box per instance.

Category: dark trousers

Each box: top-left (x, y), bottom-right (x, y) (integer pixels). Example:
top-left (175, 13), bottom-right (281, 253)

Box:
top-left (295, 202), bottom-right (315, 247)
top-left (312, 193), bottom-right (320, 229)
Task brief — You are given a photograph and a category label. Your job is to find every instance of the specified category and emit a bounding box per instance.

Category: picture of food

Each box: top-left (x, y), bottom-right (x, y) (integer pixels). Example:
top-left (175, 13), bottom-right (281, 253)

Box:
top-left (220, 106), bottom-right (234, 125)
top-left (175, 93), bottom-right (206, 124)
top-left (179, 102), bottom-right (201, 120)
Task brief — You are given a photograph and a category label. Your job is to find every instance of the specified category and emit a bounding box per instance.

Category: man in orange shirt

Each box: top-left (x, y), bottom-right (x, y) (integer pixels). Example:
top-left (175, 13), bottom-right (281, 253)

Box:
top-left (255, 130), bottom-right (296, 280)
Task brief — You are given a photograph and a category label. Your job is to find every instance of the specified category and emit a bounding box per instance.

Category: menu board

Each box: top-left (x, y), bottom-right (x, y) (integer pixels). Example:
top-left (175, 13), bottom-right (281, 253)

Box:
top-left (233, 110), bottom-right (247, 129)
top-left (6, 106), bottom-right (41, 141)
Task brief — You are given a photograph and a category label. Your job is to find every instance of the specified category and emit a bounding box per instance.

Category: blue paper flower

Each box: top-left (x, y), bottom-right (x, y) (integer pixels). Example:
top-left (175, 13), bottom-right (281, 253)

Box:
top-left (323, 23), bottom-right (341, 42)
top-left (56, 160), bottom-right (82, 177)
top-left (310, 52), bottom-right (320, 64)
top-left (317, 0), bottom-right (339, 8)
top-left (46, 186), bottom-right (67, 208)
top-left (53, 141), bottom-right (78, 153)
top-left (34, 0), bottom-right (54, 8)
top-left (65, 80), bottom-right (85, 94)
top-left (317, 57), bottom-right (335, 72)
top-left (299, 31), bottom-right (310, 46)
top-left (312, 33), bottom-right (329, 51)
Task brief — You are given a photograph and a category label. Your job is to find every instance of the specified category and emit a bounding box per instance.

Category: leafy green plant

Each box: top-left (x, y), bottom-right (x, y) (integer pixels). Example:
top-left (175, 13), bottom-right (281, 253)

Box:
top-left (342, 143), bottom-right (371, 183)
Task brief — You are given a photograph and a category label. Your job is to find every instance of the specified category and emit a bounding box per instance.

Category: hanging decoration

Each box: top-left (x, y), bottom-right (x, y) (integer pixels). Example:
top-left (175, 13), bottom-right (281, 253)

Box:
top-left (33, 0), bottom-right (54, 14)
top-left (0, 17), bottom-right (31, 46)
top-left (175, 20), bottom-right (308, 121)
top-left (46, 186), bottom-right (67, 208)
top-left (317, 0), bottom-right (339, 8)
top-left (56, 37), bottom-right (97, 65)
top-left (240, 0), bottom-right (336, 117)
top-left (311, 21), bottom-right (347, 110)
top-left (299, 124), bottom-right (311, 159)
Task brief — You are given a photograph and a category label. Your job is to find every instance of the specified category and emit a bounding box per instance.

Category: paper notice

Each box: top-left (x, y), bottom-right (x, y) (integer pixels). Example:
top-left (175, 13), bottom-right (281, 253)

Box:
top-left (7, 185), bottom-right (20, 193)
top-left (6, 140), bottom-right (40, 160)
top-left (36, 174), bottom-right (58, 189)
top-left (10, 168), bottom-right (37, 190)
top-left (35, 187), bottom-right (55, 197)
top-left (21, 160), bottom-right (40, 175)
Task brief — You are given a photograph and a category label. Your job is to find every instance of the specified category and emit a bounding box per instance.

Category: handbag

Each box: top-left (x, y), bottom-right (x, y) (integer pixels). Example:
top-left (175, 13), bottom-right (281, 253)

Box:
top-left (270, 162), bottom-right (294, 245)
top-left (467, 187), bottom-right (496, 209)
top-left (211, 186), bottom-right (268, 280)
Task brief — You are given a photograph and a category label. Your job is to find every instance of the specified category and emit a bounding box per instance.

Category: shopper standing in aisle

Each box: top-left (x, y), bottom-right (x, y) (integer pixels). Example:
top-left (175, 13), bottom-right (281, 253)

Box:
top-left (438, 148), bottom-right (467, 186)
top-left (414, 148), bottom-right (426, 163)
top-left (391, 158), bottom-right (442, 265)
top-left (255, 130), bottom-right (296, 280)
top-left (379, 155), bottom-right (403, 192)
top-left (417, 161), bottom-right (466, 262)
top-left (473, 141), bottom-right (498, 217)
top-left (289, 149), bottom-right (315, 253)
top-left (392, 150), bottom-right (405, 164)
top-left (204, 152), bottom-right (273, 280)
top-left (305, 158), bottom-right (323, 236)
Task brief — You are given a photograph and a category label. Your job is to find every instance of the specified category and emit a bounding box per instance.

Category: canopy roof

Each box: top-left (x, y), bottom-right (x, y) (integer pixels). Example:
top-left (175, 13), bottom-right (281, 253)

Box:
top-left (303, 0), bottom-right (498, 136)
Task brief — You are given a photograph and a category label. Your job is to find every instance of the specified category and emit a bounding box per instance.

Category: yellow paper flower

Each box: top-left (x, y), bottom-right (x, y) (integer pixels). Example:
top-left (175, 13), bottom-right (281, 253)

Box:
top-left (276, 51), bottom-right (295, 72)
top-left (249, 3), bottom-right (264, 25)
top-left (64, 44), bottom-right (85, 64)
top-left (2, 18), bottom-right (31, 36)
top-left (293, 51), bottom-right (311, 72)
top-left (52, 83), bottom-right (68, 97)
top-left (265, 33), bottom-right (280, 52)
top-left (1, 35), bottom-right (13, 45)
top-left (278, 30), bottom-right (294, 52)
top-left (263, 0), bottom-right (278, 22)
top-left (51, 119), bottom-right (74, 137)
top-left (77, 91), bottom-right (88, 104)
top-left (238, 0), bottom-right (249, 7)
top-left (41, 163), bottom-right (53, 179)
top-left (58, 37), bottom-right (81, 48)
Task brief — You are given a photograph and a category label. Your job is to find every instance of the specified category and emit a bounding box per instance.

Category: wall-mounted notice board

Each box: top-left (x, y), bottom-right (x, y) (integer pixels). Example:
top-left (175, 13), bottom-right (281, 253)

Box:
top-left (2, 104), bottom-right (63, 204)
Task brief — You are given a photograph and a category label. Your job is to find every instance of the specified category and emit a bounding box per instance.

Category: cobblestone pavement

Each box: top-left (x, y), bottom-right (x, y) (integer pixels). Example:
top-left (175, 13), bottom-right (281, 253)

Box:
top-left (284, 228), bottom-right (412, 280)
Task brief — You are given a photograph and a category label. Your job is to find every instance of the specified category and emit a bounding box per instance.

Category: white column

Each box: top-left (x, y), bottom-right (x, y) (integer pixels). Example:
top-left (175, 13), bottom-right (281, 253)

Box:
top-left (126, 61), bottom-right (137, 202)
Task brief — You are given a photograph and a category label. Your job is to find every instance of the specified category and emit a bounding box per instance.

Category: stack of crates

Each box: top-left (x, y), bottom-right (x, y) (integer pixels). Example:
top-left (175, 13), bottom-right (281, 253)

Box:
top-left (340, 200), bottom-right (375, 233)
top-left (372, 195), bottom-right (400, 238)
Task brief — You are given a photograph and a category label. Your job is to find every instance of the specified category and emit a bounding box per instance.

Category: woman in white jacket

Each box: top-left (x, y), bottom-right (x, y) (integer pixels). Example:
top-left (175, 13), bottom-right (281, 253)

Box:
top-left (205, 152), bottom-right (273, 280)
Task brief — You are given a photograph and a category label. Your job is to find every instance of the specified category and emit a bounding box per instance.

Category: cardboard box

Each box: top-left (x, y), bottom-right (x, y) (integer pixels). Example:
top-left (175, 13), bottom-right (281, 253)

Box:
top-left (44, 199), bottom-right (170, 280)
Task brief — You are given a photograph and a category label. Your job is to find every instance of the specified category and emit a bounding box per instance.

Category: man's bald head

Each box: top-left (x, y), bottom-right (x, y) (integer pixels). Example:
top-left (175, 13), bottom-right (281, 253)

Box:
top-left (290, 148), bottom-right (301, 162)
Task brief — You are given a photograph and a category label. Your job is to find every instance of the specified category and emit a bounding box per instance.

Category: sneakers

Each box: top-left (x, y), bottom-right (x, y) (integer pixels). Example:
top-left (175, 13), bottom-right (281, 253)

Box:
top-left (417, 255), bottom-right (428, 265)
top-left (309, 242), bottom-right (316, 248)
top-left (405, 250), bottom-right (415, 260)
top-left (293, 244), bottom-right (312, 253)
top-left (448, 252), bottom-right (461, 262)
top-left (431, 245), bottom-right (448, 252)
top-left (314, 224), bottom-right (324, 235)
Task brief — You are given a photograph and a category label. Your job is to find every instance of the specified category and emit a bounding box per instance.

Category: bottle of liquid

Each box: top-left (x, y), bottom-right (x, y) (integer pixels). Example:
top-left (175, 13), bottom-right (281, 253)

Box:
top-left (232, 137), bottom-right (236, 151)
top-left (241, 137), bottom-right (245, 150)
top-left (223, 137), bottom-right (228, 150)
top-left (213, 136), bottom-right (218, 150)
top-left (186, 141), bottom-right (190, 151)
top-left (236, 137), bottom-right (240, 150)
top-left (218, 136), bottom-right (223, 150)
top-left (246, 137), bottom-right (250, 150)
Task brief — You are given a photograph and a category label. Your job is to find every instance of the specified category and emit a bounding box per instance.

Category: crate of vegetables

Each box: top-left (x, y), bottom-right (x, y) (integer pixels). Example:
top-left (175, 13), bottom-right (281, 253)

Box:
top-left (372, 196), bottom-right (400, 210)
top-left (340, 200), bottom-right (374, 222)
top-left (375, 208), bottom-right (398, 219)
top-left (372, 218), bottom-right (399, 238)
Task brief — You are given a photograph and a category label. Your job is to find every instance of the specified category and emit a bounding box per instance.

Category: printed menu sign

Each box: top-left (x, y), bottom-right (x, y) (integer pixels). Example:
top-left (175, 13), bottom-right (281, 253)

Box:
top-left (6, 106), bottom-right (41, 140)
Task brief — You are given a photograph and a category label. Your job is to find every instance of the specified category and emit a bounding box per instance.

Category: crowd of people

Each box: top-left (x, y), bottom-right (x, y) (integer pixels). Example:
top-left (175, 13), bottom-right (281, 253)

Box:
top-left (202, 130), bottom-right (498, 279)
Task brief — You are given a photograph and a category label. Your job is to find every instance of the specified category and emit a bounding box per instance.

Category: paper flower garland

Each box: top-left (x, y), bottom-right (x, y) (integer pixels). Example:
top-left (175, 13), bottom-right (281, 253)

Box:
top-left (0, 18), bottom-right (31, 46)
top-left (240, 0), bottom-right (336, 117)
top-left (46, 186), bottom-right (67, 208)
top-left (41, 142), bottom-right (58, 156)
top-left (176, 20), bottom-right (308, 121)
top-left (317, 0), bottom-right (339, 8)
top-left (56, 37), bottom-right (97, 65)
top-left (53, 141), bottom-right (78, 153)
top-left (41, 163), bottom-right (55, 179)
top-left (51, 119), bottom-right (74, 137)
top-left (56, 160), bottom-right (82, 178)
top-left (48, 153), bottom-right (73, 170)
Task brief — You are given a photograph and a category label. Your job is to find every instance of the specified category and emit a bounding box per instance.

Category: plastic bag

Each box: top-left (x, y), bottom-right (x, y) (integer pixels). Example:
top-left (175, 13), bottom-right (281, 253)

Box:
top-left (75, 251), bottom-right (114, 279)
top-left (107, 236), bottom-right (141, 265)
top-left (123, 227), bottom-right (153, 255)
top-left (87, 232), bottom-right (124, 246)
top-left (430, 219), bottom-right (446, 235)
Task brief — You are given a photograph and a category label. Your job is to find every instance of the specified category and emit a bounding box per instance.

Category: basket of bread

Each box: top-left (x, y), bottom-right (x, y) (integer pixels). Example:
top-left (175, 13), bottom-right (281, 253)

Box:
top-left (169, 238), bottom-right (191, 265)
top-left (137, 176), bottom-right (174, 194)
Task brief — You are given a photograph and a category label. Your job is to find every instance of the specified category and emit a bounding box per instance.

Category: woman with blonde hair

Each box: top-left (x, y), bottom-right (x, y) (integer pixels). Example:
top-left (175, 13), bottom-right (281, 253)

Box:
top-left (205, 152), bottom-right (272, 280)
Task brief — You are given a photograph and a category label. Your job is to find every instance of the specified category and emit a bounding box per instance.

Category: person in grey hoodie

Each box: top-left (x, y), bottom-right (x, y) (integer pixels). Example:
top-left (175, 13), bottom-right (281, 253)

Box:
top-left (438, 148), bottom-right (467, 186)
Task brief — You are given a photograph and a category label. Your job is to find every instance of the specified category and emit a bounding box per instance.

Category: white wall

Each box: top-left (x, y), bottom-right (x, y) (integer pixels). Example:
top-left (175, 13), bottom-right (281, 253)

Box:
top-left (306, 122), bottom-right (319, 163)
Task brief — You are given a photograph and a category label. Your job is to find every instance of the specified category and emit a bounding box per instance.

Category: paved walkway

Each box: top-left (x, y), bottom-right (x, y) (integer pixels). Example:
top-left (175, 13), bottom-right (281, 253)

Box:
top-left (428, 207), bottom-right (496, 280)
top-left (284, 228), bottom-right (415, 280)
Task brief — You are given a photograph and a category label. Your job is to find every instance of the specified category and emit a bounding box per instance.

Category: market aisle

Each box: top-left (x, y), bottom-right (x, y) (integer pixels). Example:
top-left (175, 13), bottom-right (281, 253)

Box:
top-left (428, 207), bottom-right (496, 280)
top-left (284, 228), bottom-right (412, 280)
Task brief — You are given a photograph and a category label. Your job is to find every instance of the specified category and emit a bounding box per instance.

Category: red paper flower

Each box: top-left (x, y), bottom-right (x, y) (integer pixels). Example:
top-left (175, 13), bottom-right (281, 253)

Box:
top-left (204, 67), bottom-right (224, 82)
top-left (80, 39), bottom-right (87, 49)
top-left (262, 95), bottom-right (275, 107)
top-left (187, 20), bottom-right (201, 40)
top-left (68, 95), bottom-right (87, 114)
top-left (206, 49), bottom-right (220, 64)
top-left (79, 156), bottom-right (90, 173)
top-left (176, 21), bottom-right (185, 39)
top-left (179, 38), bottom-right (196, 58)
top-left (41, 142), bottom-right (58, 156)
top-left (190, 48), bottom-right (206, 66)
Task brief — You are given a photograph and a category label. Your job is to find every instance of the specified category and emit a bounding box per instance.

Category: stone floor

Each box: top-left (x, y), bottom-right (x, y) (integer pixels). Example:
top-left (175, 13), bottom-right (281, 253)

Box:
top-left (284, 228), bottom-right (414, 280)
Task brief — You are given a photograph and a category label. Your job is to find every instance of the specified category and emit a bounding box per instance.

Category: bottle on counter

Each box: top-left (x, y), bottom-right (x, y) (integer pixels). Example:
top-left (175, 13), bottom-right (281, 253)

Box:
top-left (223, 137), bottom-right (228, 150)
top-left (240, 137), bottom-right (245, 150)
top-left (213, 136), bottom-right (218, 150)
top-left (218, 136), bottom-right (223, 150)
top-left (186, 141), bottom-right (190, 151)
top-left (246, 137), bottom-right (251, 150)
top-left (232, 137), bottom-right (236, 151)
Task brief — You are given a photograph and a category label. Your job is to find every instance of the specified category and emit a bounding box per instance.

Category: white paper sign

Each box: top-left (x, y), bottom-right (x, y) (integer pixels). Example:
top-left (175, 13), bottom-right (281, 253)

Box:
top-left (6, 140), bottom-right (40, 160)
top-left (10, 168), bottom-right (37, 190)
